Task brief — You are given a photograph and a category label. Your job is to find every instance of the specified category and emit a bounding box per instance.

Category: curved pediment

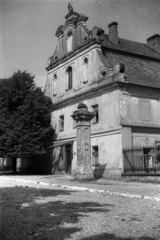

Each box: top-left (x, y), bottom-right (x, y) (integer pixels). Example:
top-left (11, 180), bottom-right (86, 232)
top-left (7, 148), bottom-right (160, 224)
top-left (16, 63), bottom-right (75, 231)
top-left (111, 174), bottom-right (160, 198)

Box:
top-left (55, 4), bottom-right (89, 39)
top-left (55, 12), bottom-right (89, 39)
top-left (47, 5), bottom-right (105, 69)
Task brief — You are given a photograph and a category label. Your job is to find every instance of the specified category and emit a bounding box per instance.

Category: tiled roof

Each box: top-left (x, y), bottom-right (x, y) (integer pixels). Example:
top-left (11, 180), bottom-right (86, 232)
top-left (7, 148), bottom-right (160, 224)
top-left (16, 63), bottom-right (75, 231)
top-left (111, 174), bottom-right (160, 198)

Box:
top-left (101, 34), bottom-right (160, 60)
top-left (98, 50), bottom-right (160, 88)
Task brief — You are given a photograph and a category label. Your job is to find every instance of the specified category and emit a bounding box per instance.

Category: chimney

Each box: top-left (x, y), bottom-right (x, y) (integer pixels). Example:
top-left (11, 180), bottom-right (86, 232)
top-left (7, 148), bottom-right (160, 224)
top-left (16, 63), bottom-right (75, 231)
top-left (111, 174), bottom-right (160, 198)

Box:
top-left (147, 34), bottom-right (160, 53)
top-left (108, 22), bottom-right (118, 44)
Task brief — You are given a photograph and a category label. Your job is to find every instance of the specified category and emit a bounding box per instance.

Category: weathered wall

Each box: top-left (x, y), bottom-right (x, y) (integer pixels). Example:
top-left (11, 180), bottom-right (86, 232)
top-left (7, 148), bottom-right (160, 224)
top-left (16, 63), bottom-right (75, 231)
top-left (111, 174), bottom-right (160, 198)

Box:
top-left (132, 128), bottom-right (160, 147)
top-left (120, 87), bottom-right (160, 128)
top-left (120, 86), bottom-right (160, 148)
top-left (121, 127), bottom-right (132, 149)
top-left (51, 89), bottom-right (120, 141)
top-left (45, 45), bottom-right (106, 101)
top-left (91, 131), bottom-right (123, 178)
top-left (51, 88), bottom-right (121, 177)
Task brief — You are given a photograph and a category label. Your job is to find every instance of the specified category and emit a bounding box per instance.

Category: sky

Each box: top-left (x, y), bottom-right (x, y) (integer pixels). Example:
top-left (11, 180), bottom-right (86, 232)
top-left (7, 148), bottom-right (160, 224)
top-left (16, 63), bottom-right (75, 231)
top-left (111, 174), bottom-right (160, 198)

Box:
top-left (0, 0), bottom-right (160, 89)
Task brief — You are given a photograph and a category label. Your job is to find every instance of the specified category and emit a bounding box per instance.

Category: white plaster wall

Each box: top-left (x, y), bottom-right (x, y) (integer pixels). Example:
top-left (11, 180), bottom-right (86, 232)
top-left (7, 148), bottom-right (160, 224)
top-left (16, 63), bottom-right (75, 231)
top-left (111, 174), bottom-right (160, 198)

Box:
top-left (121, 95), bottom-right (160, 127)
top-left (51, 89), bottom-right (120, 140)
top-left (132, 133), bottom-right (160, 147)
top-left (150, 99), bottom-right (160, 123)
top-left (51, 105), bottom-right (77, 139)
top-left (91, 132), bottom-right (123, 169)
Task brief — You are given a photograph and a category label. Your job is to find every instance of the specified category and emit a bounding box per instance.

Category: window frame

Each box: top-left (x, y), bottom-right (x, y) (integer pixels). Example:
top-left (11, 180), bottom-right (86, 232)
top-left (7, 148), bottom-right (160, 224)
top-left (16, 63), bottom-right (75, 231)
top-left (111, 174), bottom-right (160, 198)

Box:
top-left (72, 110), bottom-right (78, 129)
top-left (66, 66), bottom-right (73, 91)
top-left (52, 73), bottom-right (57, 96)
top-left (59, 115), bottom-right (64, 132)
top-left (54, 73), bottom-right (57, 79)
top-left (92, 145), bottom-right (99, 166)
top-left (92, 104), bottom-right (99, 124)
top-left (83, 57), bottom-right (88, 64)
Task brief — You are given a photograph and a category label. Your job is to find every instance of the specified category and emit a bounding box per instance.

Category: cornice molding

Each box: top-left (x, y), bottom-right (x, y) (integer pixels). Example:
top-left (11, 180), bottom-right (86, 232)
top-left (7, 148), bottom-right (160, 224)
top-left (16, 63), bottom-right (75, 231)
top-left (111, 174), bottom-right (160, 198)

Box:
top-left (51, 80), bottom-right (160, 111)
top-left (52, 81), bottom-right (120, 110)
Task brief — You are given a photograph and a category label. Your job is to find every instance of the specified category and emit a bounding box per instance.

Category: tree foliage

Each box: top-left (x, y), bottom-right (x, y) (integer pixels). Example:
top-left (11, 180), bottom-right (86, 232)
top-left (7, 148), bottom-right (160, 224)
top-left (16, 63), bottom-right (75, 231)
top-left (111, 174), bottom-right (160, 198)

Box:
top-left (0, 70), bottom-right (54, 158)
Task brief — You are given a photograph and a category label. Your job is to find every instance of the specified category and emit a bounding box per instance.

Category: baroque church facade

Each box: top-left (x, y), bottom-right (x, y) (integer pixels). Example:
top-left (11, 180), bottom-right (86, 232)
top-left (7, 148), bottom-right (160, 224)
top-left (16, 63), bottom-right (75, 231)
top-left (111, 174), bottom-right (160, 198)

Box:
top-left (44, 5), bottom-right (160, 178)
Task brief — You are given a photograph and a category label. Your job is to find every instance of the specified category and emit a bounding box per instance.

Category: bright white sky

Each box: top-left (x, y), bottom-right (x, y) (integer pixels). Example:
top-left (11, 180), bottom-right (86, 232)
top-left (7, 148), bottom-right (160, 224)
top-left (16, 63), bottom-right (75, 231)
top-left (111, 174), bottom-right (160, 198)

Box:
top-left (0, 0), bottom-right (160, 89)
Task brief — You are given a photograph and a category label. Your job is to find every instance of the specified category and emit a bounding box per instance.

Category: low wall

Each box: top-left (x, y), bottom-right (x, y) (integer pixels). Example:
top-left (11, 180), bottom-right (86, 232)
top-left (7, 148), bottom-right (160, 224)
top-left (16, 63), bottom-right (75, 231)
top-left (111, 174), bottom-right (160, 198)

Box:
top-left (0, 158), bottom-right (12, 171)
top-left (122, 173), bottom-right (160, 183)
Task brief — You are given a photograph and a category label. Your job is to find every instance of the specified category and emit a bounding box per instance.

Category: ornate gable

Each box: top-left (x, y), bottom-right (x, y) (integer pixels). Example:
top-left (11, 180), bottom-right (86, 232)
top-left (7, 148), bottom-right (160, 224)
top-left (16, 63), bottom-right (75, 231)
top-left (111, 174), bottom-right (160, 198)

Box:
top-left (47, 4), bottom-right (96, 68)
top-left (55, 4), bottom-right (88, 38)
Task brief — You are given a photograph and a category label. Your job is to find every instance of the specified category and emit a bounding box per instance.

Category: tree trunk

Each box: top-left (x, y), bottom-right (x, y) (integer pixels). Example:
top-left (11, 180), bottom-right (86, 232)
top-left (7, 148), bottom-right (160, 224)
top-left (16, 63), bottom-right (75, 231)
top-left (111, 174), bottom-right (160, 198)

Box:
top-left (12, 157), bottom-right (17, 174)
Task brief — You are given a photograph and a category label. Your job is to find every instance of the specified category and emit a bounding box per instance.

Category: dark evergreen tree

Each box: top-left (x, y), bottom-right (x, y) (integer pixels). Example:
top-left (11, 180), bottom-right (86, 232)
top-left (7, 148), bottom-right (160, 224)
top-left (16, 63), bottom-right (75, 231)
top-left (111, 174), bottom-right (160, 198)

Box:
top-left (0, 70), bottom-right (54, 173)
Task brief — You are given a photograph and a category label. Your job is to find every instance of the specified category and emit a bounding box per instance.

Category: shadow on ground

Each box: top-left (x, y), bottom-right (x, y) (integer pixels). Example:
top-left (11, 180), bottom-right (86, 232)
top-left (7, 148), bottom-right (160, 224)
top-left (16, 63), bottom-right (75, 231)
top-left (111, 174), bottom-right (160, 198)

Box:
top-left (82, 234), bottom-right (157, 240)
top-left (0, 186), bottom-right (112, 240)
top-left (1, 186), bottom-right (158, 240)
top-left (0, 170), bottom-right (48, 176)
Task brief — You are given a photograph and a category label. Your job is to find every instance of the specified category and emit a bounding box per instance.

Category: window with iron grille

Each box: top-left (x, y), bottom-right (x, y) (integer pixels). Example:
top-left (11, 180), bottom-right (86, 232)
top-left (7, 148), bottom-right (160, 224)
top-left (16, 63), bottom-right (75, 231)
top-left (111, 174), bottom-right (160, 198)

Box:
top-left (92, 146), bottom-right (99, 166)
top-left (59, 115), bottom-right (64, 132)
top-left (92, 104), bottom-right (99, 124)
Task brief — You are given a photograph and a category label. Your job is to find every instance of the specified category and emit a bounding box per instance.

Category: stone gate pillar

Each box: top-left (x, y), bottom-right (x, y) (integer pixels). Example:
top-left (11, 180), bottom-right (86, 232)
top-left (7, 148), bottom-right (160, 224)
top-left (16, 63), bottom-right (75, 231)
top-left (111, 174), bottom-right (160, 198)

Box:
top-left (71, 102), bottom-right (95, 178)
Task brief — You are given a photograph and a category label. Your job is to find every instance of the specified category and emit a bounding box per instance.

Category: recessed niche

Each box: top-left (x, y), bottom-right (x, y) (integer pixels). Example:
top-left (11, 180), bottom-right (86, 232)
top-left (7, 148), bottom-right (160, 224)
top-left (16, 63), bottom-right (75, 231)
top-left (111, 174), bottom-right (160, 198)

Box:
top-left (101, 71), bottom-right (106, 77)
top-left (83, 57), bottom-right (88, 64)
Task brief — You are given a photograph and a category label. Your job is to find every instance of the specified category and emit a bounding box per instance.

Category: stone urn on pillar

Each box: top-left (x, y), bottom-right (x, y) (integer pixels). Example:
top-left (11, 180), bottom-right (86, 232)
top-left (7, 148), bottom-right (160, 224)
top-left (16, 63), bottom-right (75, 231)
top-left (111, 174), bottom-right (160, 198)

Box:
top-left (71, 102), bottom-right (95, 179)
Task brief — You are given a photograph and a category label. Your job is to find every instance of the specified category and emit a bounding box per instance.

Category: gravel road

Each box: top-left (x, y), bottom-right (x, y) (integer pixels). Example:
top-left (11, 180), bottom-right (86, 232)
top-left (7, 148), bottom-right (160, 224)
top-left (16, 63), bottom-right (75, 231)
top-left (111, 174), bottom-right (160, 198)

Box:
top-left (0, 178), bottom-right (160, 240)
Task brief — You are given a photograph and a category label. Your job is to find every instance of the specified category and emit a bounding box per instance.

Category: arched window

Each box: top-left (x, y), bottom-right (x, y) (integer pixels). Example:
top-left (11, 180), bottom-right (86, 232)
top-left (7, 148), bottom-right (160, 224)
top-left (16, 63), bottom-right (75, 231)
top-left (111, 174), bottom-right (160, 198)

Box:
top-left (66, 66), bottom-right (73, 90)
top-left (83, 57), bottom-right (88, 64)
top-left (67, 31), bottom-right (73, 52)
top-left (83, 57), bottom-right (89, 83)
top-left (54, 74), bottom-right (57, 79)
top-left (52, 73), bottom-right (57, 96)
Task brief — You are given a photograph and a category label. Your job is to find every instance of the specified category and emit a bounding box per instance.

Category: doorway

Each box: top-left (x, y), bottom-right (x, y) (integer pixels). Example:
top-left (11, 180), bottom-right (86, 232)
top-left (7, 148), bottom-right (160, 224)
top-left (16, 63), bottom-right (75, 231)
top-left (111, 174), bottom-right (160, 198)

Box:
top-left (65, 144), bottom-right (72, 174)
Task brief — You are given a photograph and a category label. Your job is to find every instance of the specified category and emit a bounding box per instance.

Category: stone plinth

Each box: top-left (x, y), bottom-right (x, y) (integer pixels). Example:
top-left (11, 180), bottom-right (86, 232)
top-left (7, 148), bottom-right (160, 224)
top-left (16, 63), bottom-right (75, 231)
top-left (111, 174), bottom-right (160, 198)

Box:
top-left (71, 102), bottom-right (95, 179)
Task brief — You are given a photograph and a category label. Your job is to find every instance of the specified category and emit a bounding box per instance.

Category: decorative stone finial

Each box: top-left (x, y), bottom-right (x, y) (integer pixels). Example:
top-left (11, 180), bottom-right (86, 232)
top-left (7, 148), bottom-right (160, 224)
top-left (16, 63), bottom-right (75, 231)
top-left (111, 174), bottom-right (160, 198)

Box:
top-left (68, 3), bottom-right (73, 13)
top-left (77, 102), bottom-right (88, 110)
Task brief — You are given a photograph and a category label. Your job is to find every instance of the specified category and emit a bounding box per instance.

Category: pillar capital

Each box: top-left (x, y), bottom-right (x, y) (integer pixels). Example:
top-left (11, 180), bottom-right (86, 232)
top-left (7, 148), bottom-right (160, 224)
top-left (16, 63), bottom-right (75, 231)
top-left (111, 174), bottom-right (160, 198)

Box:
top-left (71, 102), bottom-right (95, 126)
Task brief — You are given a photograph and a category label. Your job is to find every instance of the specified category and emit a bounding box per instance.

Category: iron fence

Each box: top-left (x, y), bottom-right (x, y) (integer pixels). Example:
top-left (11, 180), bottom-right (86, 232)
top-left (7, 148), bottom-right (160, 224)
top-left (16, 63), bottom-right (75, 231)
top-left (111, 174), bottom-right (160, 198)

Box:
top-left (123, 146), bottom-right (160, 174)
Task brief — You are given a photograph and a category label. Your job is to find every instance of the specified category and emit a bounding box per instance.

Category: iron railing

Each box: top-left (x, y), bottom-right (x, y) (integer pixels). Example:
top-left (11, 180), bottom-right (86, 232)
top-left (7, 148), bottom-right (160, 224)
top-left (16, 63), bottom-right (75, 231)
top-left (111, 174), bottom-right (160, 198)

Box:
top-left (123, 146), bottom-right (160, 174)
